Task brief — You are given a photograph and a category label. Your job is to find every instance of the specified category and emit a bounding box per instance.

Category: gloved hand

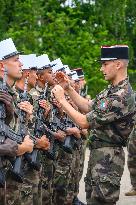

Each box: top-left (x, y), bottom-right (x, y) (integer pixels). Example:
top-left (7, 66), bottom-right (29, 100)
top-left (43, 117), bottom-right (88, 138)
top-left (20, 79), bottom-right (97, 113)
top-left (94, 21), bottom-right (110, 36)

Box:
top-left (0, 138), bottom-right (18, 157)
top-left (35, 135), bottom-right (50, 150)
top-left (17, 135), bottom-right (34, 156)
top-left (0, 91), bottom-right (14, 124)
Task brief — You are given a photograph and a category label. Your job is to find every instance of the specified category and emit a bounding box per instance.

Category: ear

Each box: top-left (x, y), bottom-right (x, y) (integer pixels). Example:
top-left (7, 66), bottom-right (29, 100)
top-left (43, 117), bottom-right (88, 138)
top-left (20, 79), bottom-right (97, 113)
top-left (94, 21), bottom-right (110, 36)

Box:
top-left (23, 70), bottom-right (30, 78)
top-left (0, 62), bottom-right (5, 71)
top-left (116, 60), bottom-right (122, 70)
top-left (39, 74), bottom-right (44, 81)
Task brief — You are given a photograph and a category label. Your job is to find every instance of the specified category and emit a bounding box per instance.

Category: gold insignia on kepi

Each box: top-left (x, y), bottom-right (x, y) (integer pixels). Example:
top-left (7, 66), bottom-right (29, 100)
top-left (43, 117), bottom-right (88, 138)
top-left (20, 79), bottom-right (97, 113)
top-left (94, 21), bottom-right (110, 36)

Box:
top-left (96, 97), bottom-right (112, 113)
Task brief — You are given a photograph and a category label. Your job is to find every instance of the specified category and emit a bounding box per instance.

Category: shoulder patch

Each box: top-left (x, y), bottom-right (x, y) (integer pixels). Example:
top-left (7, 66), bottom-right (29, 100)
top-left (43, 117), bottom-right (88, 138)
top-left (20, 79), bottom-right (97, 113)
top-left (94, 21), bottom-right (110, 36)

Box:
top-left (95, 97), bottom-right (113, 113)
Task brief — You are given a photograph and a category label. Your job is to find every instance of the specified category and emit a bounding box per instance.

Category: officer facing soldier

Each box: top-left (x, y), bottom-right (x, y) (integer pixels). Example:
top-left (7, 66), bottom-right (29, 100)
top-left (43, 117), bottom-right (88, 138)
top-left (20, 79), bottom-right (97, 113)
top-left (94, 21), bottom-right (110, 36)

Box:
top-left (52, 45), bottom-right (136, 205)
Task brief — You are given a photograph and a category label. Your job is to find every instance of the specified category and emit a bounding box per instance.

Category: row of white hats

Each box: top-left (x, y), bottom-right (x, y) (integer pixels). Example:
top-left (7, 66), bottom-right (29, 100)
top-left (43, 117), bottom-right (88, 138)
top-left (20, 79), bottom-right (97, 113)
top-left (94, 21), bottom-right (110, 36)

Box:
top-left (20, 54), bottom-right (79, 81)
top-left (0, 38), bottom-right (80, 81)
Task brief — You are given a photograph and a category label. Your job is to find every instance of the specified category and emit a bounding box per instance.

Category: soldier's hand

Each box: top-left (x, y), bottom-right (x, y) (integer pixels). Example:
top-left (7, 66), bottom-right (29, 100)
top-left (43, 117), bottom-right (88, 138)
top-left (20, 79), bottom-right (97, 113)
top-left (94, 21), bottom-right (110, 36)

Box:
top-left (17, 135), bottom-right (34, 156)
top-left (36, 135), bottom-right (50, 150)
top-left (0, 91), bottom-right (14, 123)
top-left (52, 98), bottom-right (62, 109)
top-left (54, 130), bottom-right (66, 141)
top-left (52, 85), bottom-right (65, 102)
top-left (18, 101), bottom-right (33, 115)
top-left (55, 72), bottom-right (71, 90)
top-left (39, 100), bottom-right (51, 117)
top-left (66, 127), bottom-right (81, 139)
top-left (81, 129), bottom-right (88, 138)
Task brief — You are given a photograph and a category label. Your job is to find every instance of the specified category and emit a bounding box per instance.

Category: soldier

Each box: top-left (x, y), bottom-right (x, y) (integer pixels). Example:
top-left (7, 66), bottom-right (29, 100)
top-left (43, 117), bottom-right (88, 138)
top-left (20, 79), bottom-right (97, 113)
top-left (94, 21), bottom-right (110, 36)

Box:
top-left (0, 91), bottom-right (18, 157)
top-left (0, 38), bottom-right (34, 204)
top-left (29, 54), bottom-right (57, 205)
top-left (51, 62), bottom-right (73, 205)
top-left (69, 70), bottom-right (88, 205)
top-left (15, 54), bottom-right (50, 205)
top-left (52, 45), bottom-right (136, 205)
top-left (125, 126), bottom-right (136, 196)
top-left (50, 63), bottom-right (83, 205)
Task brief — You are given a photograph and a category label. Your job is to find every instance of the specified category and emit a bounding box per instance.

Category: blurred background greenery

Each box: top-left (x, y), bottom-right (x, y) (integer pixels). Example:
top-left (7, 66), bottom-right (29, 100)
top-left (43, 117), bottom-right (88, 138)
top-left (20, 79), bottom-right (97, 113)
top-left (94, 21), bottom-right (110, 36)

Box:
top-left (0, 0), bottom-right (136, 97)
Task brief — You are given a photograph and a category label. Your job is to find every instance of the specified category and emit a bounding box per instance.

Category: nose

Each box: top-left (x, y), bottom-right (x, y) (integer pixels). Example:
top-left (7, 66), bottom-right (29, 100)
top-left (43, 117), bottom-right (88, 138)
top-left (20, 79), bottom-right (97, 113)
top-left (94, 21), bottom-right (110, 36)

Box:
top-left (18, 59), bottom-right (23, 67)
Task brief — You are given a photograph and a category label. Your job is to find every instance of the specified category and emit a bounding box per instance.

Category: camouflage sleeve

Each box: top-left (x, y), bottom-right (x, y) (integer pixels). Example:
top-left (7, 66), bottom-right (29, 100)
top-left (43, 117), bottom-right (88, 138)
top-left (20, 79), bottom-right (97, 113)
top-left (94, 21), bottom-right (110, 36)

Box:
top-left (28, 109), bottom-right (36, 136)
top-left (27, 90), bottom-right (40, 135)
top-left (86, 94), bottom-right (133, 128)
top-left (88, 99), bottom-right (95, 111)
top-left (0, 139), bottom-right (18, 157)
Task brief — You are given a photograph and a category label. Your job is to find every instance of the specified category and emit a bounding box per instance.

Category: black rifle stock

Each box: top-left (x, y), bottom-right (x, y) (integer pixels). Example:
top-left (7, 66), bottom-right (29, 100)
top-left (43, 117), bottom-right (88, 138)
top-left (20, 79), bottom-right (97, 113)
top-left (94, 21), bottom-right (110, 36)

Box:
top-left (62, 116), bottom-right (80, 154)
top-left (29, 83), bottom-right (54, 168)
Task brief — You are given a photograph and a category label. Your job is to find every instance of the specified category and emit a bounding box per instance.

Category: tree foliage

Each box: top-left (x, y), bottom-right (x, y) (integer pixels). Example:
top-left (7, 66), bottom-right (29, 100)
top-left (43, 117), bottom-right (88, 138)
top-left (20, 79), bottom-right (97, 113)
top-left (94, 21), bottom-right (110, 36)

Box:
top-left (0, 0), bottom-right (136, 97)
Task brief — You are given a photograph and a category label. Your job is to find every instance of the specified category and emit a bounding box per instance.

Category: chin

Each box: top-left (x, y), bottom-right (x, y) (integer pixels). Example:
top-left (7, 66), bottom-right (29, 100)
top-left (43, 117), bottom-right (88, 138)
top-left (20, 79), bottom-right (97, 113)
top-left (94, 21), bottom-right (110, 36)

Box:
top-left (104, 76), bottom-right (111, 81)
top-left (104, 76), bottom-right (108, 80)
top-left (15, 74), bottom-right (22, 80)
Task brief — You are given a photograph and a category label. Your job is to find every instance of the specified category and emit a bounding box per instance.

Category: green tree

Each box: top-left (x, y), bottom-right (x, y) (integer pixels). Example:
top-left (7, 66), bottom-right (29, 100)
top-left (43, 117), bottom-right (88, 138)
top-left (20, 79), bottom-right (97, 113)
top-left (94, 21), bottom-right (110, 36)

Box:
top-left (0, 0), bottom-right (136, 96)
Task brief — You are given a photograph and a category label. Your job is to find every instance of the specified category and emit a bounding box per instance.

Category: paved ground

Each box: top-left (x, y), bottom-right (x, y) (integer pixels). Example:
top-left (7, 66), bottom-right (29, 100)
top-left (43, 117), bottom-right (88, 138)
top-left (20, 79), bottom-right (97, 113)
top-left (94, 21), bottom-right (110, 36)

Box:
top-left (79, 148), bottom-right (136, 205)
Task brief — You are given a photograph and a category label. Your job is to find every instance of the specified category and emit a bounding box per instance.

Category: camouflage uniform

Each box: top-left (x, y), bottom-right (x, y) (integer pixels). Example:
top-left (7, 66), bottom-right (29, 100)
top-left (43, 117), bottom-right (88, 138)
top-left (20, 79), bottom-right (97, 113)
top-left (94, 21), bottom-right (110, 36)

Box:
top-left (15, 87), bottom-right (41, 205)
top-left (0, 83), bottom-right (22, 205)
top-left (127, 127), bottom-right (136, 190)
top-left (66, 136), bottom-right (87, 204)
top-left (30, 85), bottom-right (54, 205)
top-left (78, 138), bottom-right (87, 184)
top-left (52, 109), bottom-right (74, 205)
top-left (73, 138), bottom-right (87, 199)
top-left (85, 78), bottom-right (135, 205)
top-left (66, 148), bottom-right (80, 204)
top-left (66, 101), bottom-right (87, 204)
top-left (53, 148), bottom-right (73, 205)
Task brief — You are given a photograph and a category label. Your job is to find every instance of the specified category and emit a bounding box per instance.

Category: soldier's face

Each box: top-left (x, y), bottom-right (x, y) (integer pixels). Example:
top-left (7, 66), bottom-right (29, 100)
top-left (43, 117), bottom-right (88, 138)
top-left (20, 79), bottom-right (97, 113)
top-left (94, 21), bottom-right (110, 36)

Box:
top-left (43, 68), bottom-right (55, 86)
top-left (3, 55), bottom-right (22, 80)
top-left (28, 70), bottom-right (38, 88)
top-left (100, 61), bottom-right (117, 81)
top-left (75, 81), bottom-right (80, 93)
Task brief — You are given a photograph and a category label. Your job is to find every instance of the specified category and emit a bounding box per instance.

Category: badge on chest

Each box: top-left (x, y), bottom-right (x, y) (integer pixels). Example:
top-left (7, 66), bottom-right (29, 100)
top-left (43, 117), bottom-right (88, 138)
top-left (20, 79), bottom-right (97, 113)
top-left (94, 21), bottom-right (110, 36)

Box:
top-left (95, 97), bottom-right (112, 113)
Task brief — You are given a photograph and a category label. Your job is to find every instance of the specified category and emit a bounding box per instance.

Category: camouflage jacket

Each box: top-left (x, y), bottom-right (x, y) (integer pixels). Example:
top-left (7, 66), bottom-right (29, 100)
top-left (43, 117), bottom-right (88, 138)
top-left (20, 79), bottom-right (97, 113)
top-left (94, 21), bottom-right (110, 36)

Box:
top-left (86, 78), bottom-right (136, 147)
top-left (14, 87), bottom-right (33, 135)
top-left (0, 80), bottom-right (18, 160)
top-left (28, 85), bottom-right (52, 133)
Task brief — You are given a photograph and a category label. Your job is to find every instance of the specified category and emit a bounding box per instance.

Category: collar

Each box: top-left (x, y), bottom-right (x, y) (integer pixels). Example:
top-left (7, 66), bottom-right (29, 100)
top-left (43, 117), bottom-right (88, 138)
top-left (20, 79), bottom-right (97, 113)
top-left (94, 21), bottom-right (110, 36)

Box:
top-left (14, 86), bottom-right (24, 94)
top-left (0, 77), bottom-right (16, 96)
top-left (108, 77), bottom-right (129, 91)
top-left (36, 85), bottom-right (44, 93)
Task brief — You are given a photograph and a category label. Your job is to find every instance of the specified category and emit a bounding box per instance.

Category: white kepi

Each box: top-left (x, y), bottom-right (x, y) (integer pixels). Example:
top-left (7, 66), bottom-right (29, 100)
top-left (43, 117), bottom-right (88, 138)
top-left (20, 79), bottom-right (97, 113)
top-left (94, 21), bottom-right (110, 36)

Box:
top-left (36, 54), bottom-right (51, 69)
top-left (50, 58), bottom-right (64, 73)
top-left (71, 71), bottom-right (79, 81)
top-left (0, 38), bottom-right (22, 60)
top-left (63, 65), bottom-right (71, 75)
top-left (19, 54), bottom-right (37, 70)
